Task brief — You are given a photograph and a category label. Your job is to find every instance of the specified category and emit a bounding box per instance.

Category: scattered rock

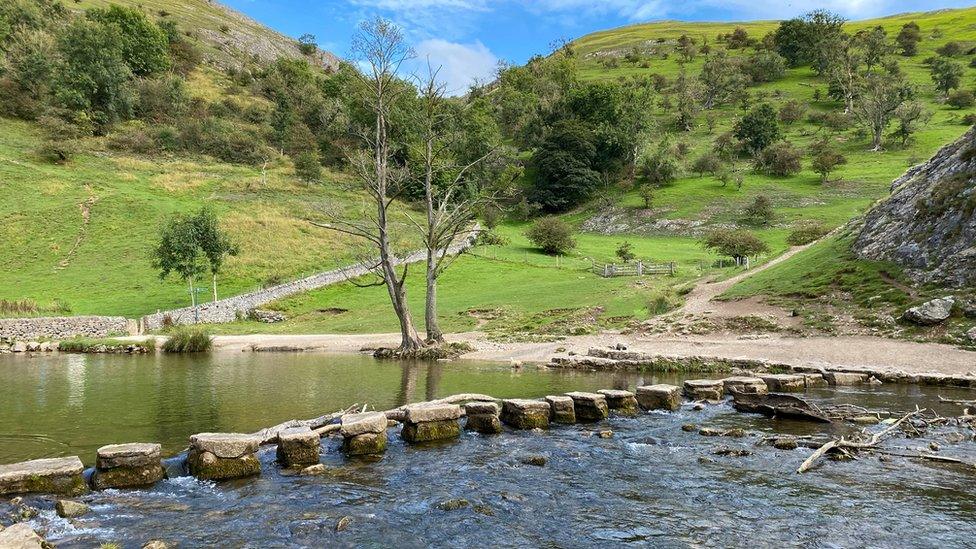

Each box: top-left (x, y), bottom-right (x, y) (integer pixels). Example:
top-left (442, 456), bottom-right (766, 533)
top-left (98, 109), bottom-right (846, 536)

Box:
top-left (437, 498), bottom-right (469, 511)
top-left (902, 297), bottom-right (955, 326)
top-left (681, 423), bottom-right (698, 432)
top-left (967, 327), bottom-right (976, 342)
top-left (851, 416), bottom-right (880, 425)
top-left (142, 541), bottom-right (173, 549)
top-left (0, 523), bottom-right (46, 548)
top-left (699, 427), bottom-right (722, 437)
top-left (250, 309), bottom-right (286, 323)
top-left (597, 429), bottom-right (614, 439)
top-left (473, 504), bottom-right (495, 516)
top-left (520, 455), bottom-right (547, 467)
top-left (713, 446), bottom-right (752, 457)
top-left (929, 441), bottom-right (941, 452)
top-left (55, 499), bottom-right (90, 518)
top-left (335, 516), bottom-right (352, 532)
top-left (772, 437), bottom-right (798, 450)
top-left (299, 464), bottom-right (327, 476)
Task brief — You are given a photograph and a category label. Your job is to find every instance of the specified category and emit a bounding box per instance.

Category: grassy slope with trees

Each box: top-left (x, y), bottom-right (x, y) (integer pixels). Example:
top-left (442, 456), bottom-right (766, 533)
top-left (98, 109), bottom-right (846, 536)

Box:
top-left (230, 7), bottom-right (976, 341)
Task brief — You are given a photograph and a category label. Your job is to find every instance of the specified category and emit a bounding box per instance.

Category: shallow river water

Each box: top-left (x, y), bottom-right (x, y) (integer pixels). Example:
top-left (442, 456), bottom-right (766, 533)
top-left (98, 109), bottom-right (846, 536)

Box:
top-left (2, 352), bottom-right (975, 547)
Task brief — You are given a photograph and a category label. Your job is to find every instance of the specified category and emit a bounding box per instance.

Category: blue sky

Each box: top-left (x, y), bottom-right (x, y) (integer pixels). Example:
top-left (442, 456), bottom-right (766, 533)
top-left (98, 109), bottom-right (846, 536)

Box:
top-left (225, 0), bottom-right (973, 94)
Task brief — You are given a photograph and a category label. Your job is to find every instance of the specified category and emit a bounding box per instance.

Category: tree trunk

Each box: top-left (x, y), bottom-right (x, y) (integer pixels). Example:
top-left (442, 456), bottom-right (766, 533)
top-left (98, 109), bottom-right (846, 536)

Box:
top-left (212, 273), bottom-right (218, 302)
top-left (425, 256), bottom-right (444, 344)
top-left (188, 276), bottom-right (196, 308)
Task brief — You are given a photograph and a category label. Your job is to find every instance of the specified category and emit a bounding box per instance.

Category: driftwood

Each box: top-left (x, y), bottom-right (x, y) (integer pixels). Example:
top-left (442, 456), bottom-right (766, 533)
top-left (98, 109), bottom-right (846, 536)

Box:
top-left (797, 409), bottom-right (921, 473)
top-left (731, 392), bottom-right (831, 423)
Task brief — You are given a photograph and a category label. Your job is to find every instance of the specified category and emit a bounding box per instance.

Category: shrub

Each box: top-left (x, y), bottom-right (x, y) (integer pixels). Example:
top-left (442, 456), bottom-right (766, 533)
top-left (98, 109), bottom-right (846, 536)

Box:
top-left (811, 144), bottom-right (847, 183)
top-left (936, 41), bottom-right (964, 57)
top-left (734, 103), bottom-right (781, 154)
top-left (961, 113), bottom-right (976, 125)
top-left (615, 241), bottom-right (635, 263)
top-left (298, 33), bottom-right (317, 55)
top-left (702, 229), bottom-right (769, 261)
top-left (637, 142), bottom-right (679, 186)
top-left (743, 195), bottom-right (775, 226)
top-left (756, 141), bottom-right (801, 176)
top-left (787, 221), bottom-right (831, 245)
top-left (692, 151), bottom-right (721, 177)
top-left (525, 217), bottom-right (576, 256)
top-left (778, 99), bottom-right (807, 124)
top-left (135, 75), bottom-right (190, 121)
top-left (947, 89), bottom-right (975, 109)
top-left (161, 327), bottom-right (213, 353)
top-left (744, 50), bottom-right (786, 83)
top-left (293, 151), bottom-right (321, 182)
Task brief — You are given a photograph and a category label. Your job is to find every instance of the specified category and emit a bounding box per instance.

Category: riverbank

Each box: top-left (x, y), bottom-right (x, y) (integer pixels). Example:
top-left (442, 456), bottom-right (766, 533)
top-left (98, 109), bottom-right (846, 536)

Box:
top-left (117, 331), bottom-right (976, 378)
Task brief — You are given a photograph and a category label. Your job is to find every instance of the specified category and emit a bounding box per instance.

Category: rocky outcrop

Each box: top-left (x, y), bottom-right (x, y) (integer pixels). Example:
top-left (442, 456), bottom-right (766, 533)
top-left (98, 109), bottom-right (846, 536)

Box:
top-left (854, 127), bottom-right (976, 288)
top-left (902, 296), bottom-right (955, 325)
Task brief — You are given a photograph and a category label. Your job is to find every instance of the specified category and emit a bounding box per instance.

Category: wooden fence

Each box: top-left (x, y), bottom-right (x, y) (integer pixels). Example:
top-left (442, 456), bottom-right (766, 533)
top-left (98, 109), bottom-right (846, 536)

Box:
top-left (592, 260), bottom-right (676, 278)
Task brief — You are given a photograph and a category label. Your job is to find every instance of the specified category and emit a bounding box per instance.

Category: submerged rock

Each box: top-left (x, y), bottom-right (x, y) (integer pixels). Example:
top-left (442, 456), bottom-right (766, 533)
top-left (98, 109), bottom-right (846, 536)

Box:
top-left (520, 455), bottom-right (547, 467)
top-left (55, 499), bottom-right (90, 518)
top-left (437, 498), bottom-right (470, 511)
top-left (772, 437), bottom-right (798, 450)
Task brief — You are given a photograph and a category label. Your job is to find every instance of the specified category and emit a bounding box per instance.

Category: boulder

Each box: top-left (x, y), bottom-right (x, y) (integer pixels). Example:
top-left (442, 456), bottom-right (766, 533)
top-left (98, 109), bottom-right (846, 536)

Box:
top-left (11, 341), bottom-right (27, 353)
top-left (56, 499), bottom-right (90, 518)
top-left (276, 427), bottom-right (320, 467)
top-left (189, 433), bottom-right (261, 458)
top-left (344, 431), bottom-right (388, 456)
top-left (903, 297), bottom-right (954, 325)
top-left (0, 523), bottom-right (46, 549)
top-left (340, 412), bottom-right (388, 437)
top-left (636, 384), bottom-right (681, 411)
top-left (683, 379), bottom-right (724, 401)
top-left (26, 342), bottom-right (40, 352)
top-left (967, 326), bottom-right (976, 342)
top-left (401, 419), bottom-right (461, 443)
top-left (0, 456), bottom-right (87, 496)
top-left (464, 402), bottom-right (501, 434)
top-left (500, 399), bottom-right (550, 430)
top-left (403, 402), bottom-right (462, 423)
top-left (143, 541), bottom-right (174, 549)
top-left (545, 395), bottom-right (576, 423)
top-left (824, 372), bottom-right (869, 386)
top-left (759, 374), bottom-right (805, 392)
top-left (722, 377), bottom-right (768, 395)
top-left (597, 389), bottom-right (639, 415)
top-left (96, 442), bottom-right (161, 469)
top-left (565, 392), bottom-right (609, 422)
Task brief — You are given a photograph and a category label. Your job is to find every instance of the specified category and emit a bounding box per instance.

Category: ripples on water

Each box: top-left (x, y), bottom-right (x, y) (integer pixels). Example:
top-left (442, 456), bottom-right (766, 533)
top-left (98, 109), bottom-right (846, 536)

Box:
top-left (6, 388), bottom-right (976, 548)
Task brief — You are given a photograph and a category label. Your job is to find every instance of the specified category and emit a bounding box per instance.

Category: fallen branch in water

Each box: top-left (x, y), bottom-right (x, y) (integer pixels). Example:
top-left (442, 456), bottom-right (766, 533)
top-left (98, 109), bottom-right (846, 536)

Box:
top-left (873, 449), bottom-right (976, 469)
top-left (939, 395), bottom-right (976, 406)
top-left (797, 409), bottom-right (922, 473)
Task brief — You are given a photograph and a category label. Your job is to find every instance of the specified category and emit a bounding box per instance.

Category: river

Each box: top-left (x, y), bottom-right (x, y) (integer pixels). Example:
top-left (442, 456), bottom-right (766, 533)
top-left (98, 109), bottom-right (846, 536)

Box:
top-left (1, 352), bottom-right (975, 547)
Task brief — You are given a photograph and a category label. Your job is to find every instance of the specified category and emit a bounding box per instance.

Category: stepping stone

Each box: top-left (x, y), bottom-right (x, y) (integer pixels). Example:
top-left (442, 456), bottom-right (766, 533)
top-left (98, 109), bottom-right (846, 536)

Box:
top-left (340, 412), bottom-right (388, 437)
top-left (401, 419), bottom-right (460, 443)
top-left (92, 443), bottom-right (165, 490)
top-left (802, 373), bottom-right (828, 388)
top-left (598, 389), bottom-right (639, 415)
top-left (276, 427), bottom-right (321, 467)
top-left (722, 377), bottom-right (768, 395)
top-left (683, 380), bottom-right (724, 401)
top-left (344, 431), bottom-right (388, 456)
top-left (636, 384), bottom-right (681, 411)
top-left (403, 402), bottom-right (462, 423)
top-left (188, 433), bottom-right (262, 481)
top-left (464, 402), bottom-right (501, 434)
top-left (545, 395), bottom-right (576, 423)
top-left (825, 372), bottom-right (869, 386)
top-left (760, 374), bottom-right (805, 392)
top-left (500, 399), bottom-right (550, 430)
top-left (565, 392), bottom-right (609, 422)
top-left (0, 457), bottom-right (86, 496)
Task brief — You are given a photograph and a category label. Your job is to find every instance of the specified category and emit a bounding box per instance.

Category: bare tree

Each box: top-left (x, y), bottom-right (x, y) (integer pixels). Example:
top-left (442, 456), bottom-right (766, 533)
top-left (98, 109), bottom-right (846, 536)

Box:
top-left (413, 64), bottom-right (495, 343)
top-left (311, 18), bottom-right (424, 352)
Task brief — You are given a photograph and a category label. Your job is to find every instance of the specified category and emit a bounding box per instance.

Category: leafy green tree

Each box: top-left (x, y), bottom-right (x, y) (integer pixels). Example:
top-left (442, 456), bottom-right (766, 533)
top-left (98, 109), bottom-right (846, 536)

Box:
top-left (88, 5), bottom-right (170, 76)
top-left (54, 18), bottom-right (134, 130)
top-left (734, 103), bottom-right (781, 155)
top-left (810, 140), bottom-right (847, 182)
top-left (851, 72), bottom-right (914, 150)
top-left (773, 10), bottom-right (844, 69)
top-left (672, 70), bottom-right (702, 131)
top-left (756, 140), bottom-right (802, 176)
top-left (530, 120), bottom-right (601, 212)
top-left (676, 34), bottom-right (697, 63)
top-left (692, 151), bottom-right (721, 177)
top-left (896, 22), bottom-right (921, 56)
top-left (855, 26), bottom-right (890, 72)
top-left (702, 229), bottom-right (769, 263)
top-left (930, 57), bottom-right (964, 96)
top-left (947, 89), bottom-right (975, 109)
top-left (615, 241), bottom-right (636, 263)
top-left (193, 208), bottom-right (239, 302)
top-left (744, 51), bottom-right (786, 83)
top-left (298, 33), bottom-right (316, 55)
top-left (0, 28), bottom-right (57, 118)
top-left (743, 195), bottom-right (775, 226)
top-left (891, 100), bottom-right (931, 146)
top-left (637, 140), bottom-right (679, 186)
top-left (152, 213), bottom-right (207, 309)
top-left (637, 182), bottom-right (654, 209)
top-left (699, 52), bottom-right (748, 109)
top-left (526, 217), bottom-right (576, 255)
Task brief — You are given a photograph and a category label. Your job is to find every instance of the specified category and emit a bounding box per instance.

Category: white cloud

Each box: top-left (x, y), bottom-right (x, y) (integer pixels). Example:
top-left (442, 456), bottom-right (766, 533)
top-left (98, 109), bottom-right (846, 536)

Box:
top-left (413, 39), bottom-right (498, 95)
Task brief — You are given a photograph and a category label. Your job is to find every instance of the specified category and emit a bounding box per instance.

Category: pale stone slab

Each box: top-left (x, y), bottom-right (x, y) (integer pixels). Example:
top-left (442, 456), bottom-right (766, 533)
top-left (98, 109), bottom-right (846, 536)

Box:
top-left (565, 391), bottom-right (605, 403)
top-left (403, 402), bottom-right (462, 423)
top-left (189, 433), bottom-right (261, 458)
top-left (566, 392), bottom-right (609, 421)
top-left (501, 399), bottom-right (550, 429)
top-left (825, 372), bottom-right (869, 385)
top-left (501, 399), bottom-right (550, 413)
top-left (96, 442), bottom-right (161, 469)
top-left (722, 377), bottom-right (768, 395)
top-left (340, 412), bottom-right (388, 437)
top-left (464, 401), bottom-right (500, 416)
top-left (0, 456), bottom-right (86, 496)
top-left (545, 395), bottom-right (576, 423)
top-left (683, 379), bottom-right (724, 401)
top-left (0, 523), bottom-right (46, 548)
top-left (760, 374), bottom-right (805, 392)
top-left (636, 385), bottom-right (681, 411)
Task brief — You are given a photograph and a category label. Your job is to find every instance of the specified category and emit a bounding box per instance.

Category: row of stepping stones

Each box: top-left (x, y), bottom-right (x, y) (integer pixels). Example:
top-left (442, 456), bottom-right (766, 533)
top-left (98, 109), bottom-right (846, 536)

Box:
top-left (1, 375), bottom-right (831, 495)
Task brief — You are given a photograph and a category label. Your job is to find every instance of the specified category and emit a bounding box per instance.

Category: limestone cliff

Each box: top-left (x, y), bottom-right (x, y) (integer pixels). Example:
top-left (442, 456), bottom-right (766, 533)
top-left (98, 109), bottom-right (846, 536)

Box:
top-left (854, 127), bottom-right (976, 288)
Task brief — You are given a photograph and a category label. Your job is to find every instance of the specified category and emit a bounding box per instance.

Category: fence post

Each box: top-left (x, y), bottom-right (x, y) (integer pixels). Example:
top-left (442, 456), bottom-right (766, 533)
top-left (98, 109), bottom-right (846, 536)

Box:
top-left (669, 261), bottom-right (675, 276)
top-left (637, 260), bottom-right (643, 276)
top-left (603, 264), bottom-right (609, 278)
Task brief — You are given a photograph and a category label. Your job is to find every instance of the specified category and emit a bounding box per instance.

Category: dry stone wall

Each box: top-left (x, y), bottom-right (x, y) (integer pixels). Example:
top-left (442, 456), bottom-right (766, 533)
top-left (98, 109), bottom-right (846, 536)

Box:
top-left (141, 227), bottom-right (479, 330)
top-left (0, 316), bottom-right (130, 340)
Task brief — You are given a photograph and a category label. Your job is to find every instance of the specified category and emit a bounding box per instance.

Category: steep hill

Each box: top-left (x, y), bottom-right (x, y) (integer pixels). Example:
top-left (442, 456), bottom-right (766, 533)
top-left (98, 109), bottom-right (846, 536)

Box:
top-left (854, 126), bottom-right (976, 287)
top-left (73, 0), bottom-right (339, 70)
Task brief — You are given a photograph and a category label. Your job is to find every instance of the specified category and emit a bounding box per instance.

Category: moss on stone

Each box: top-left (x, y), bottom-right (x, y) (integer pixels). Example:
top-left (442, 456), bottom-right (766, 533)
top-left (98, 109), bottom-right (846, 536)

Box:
top-left (91, 464), bottom-right (165, 490)
top-left (574, 403), bottom-right (609, 422)
top-left (465, 414), bottom-right (502, 434)
top-left (501, 411), bottom-right (549, 430)
top-left (187, 450), bottom-right (260, 481)
top-left (14, 473), bottom-right (89, 497)
top-left (343, 431), bottom-right (388, 456)
top-left (401, 419), bottom-right (460, 443)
